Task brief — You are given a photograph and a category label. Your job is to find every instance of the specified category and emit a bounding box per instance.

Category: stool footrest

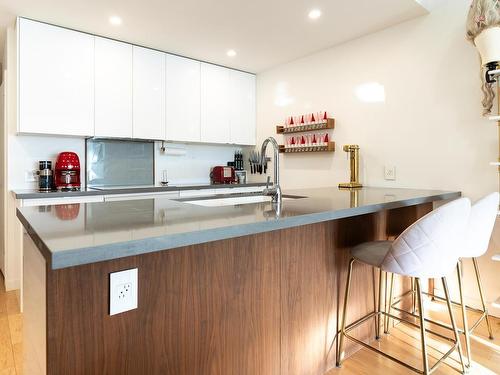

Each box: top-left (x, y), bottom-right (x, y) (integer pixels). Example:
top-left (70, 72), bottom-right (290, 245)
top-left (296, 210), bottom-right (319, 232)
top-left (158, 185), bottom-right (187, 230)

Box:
top-left (342, 331), bottom-right (461, 375)
top-left (343, 311), bottom-right (379, 333)
top-left (391, 305), bottom-right (465, 335)
top-left (343, 333), bottom-right (423, 374)
top-left (341, 310), bottom-right (456, 344)
top-left (339, 308), bottom-right (462, 374)
top-left (430, 342), bottom-right (460, 374)
top-left (421, 291), bottom-right (486, 314)
top-left (469, 311), bottom-right (489, 333)
top-left (393, 290), bottom-right (490, 337)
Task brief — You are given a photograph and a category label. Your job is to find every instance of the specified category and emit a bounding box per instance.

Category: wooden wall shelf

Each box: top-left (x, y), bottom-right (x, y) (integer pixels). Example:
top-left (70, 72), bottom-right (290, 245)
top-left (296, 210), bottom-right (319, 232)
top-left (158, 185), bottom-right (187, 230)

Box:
top-left (276, 118), bottom-right (335, 134)
top-left (279, 142), bottom-right (335, 153)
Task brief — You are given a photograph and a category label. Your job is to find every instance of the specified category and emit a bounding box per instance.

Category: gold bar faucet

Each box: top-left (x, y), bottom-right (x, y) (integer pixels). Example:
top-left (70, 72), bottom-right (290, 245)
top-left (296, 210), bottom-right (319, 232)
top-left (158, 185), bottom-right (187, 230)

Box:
top-left (339, 144), bottom-right (363, 189)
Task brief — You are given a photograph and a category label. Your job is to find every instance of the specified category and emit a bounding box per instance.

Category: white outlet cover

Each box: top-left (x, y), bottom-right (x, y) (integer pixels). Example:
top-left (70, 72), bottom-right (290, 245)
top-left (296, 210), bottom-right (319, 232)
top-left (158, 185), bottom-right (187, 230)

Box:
top-left (25, 170), bottom-right (37, 182)
top-left (109, 268), bottom-right (138, 316)
top-left (384, 165), bottom-right (396, 181)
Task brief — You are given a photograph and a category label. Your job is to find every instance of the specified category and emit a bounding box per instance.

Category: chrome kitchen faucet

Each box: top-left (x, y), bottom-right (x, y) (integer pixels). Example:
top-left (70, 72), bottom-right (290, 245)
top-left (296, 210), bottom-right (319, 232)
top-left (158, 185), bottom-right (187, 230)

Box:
top-left (260, 137), bottom-right (282, 203)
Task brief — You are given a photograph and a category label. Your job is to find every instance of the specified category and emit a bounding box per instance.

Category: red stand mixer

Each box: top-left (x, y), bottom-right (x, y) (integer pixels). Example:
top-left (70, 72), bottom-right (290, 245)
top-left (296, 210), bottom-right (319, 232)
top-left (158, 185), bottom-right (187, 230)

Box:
top-left (55, 152), bottom-right (81, 191)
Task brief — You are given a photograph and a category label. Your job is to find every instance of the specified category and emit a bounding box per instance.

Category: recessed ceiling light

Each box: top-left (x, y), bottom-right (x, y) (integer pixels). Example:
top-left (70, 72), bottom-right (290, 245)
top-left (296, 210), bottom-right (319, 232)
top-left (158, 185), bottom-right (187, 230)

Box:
top-left (308, 9), bottom-right (322, 20)
top-left (226, 49), bottom-right (237, 57)
top-left (109, 16), bottom-right (122, 26)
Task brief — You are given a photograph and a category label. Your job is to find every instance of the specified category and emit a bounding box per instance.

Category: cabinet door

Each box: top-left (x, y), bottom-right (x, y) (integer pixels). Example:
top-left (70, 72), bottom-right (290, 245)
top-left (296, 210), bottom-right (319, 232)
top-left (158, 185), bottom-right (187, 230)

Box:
top-left (18, 19), bottom-right (94, 136)
top-left (230, 71), bottom-right (256, 145)
top-left (95, 37), bottom-right (133, 138)
top-left (166, 55), bottom-right (201, 142)
top-left (133, 46), bottom-right (166, 140)
top-left (200, 63), bottom-right (230, 144)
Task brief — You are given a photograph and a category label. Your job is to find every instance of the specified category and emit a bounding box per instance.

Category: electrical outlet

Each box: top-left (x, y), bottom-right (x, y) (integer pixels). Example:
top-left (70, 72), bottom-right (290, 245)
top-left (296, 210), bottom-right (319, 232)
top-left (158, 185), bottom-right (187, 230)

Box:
top-left (109, 268), bottom-right (138, 316)
top-left (25, 170), bottom-right (37, 182)
top-left (384, 165), bottom-right (396, 181)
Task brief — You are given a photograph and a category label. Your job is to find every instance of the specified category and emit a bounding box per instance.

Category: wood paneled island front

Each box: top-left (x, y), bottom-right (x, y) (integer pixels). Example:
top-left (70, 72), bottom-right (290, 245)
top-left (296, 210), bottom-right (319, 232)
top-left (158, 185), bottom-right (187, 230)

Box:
top-left (17, 187), bottom-right (459, 375)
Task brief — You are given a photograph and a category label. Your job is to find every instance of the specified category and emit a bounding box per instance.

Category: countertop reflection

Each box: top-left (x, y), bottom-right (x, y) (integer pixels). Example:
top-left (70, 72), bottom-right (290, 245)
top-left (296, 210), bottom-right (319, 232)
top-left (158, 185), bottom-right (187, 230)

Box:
top-left (16, 186), bottom-right (460, 269)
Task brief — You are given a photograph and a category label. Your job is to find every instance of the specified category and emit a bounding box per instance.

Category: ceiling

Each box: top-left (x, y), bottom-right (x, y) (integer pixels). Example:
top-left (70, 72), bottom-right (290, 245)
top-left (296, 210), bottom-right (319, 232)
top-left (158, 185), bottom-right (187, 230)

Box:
top-left (0, 0), bottom-right (430, 73)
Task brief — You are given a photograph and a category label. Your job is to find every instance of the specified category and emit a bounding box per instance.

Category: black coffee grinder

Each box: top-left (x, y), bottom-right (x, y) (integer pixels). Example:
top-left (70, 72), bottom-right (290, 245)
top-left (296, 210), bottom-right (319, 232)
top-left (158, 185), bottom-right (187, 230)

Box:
top-left (37, 161), bottom-right (54, 192)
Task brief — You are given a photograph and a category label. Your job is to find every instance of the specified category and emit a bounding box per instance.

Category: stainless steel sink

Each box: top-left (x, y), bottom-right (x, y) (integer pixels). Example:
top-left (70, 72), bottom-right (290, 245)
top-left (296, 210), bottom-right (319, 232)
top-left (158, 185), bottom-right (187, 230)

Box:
top-left (183, 194), bottom-right (306, 207)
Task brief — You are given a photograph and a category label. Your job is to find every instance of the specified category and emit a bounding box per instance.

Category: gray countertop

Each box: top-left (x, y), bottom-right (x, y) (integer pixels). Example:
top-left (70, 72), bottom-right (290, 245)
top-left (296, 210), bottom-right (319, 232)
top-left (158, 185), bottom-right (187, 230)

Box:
top-left (13, 182), bottom-right (267, 199)
top-left (16, 186), bottom-right (460, 270)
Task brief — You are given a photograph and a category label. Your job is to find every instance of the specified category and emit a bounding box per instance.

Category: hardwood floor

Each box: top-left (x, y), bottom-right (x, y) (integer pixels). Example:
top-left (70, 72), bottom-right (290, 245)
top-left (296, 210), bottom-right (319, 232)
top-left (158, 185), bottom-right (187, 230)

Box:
top-left (0, 274), bottom-right (22, 375)
top-left (328, 296), bottom-right (500, 375)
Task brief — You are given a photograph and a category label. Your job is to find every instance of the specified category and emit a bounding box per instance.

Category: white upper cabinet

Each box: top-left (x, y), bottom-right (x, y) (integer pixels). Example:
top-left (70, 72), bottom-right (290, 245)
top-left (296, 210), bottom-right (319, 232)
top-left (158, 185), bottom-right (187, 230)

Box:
top-left (18, 19), bottom-right (95, 136)
top-left (133, 46), bottom-right (166, 140)
top-left (166, 54), bottom-right (201, 142)
top-left (17, 19), bottom-right (255, 144)
top-left (95, 37), bottom-right (133, 138)
top-left (229, 71), bottom-right (256, 145)
top-left (200, 63), bottom-right (231, 144)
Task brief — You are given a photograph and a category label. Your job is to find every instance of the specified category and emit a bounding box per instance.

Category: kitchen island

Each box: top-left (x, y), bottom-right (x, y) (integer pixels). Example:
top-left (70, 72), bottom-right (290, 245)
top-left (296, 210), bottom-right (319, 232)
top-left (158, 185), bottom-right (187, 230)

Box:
top-left (17, 187), bottom-right (459, 375)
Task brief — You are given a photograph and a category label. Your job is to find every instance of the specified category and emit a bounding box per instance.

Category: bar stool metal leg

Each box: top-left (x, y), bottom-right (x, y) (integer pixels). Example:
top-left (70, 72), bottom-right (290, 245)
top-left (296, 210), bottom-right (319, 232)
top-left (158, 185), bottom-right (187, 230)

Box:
top-left (472, 257), bottom-right (494, 339)
top-left (411, 277), bottom-right (417, 314)
top-left (373, 268), bottom-right (378, 339)
top-left (430, 278), bottom-right (436, 301)
top-left (385, 273), bottom-right (394, 334)
top-left (415, 278), bottom-right (430, 375)
top-left (457, 261), bottom-right (471, 368)
top-left (442, 277), bottom-right (466, 374)
top-left (337, 258), bottom-right (355, 367)
top-left (384, 271), bottom-right (388, 334)
top-left (376, 268), bottom-right (383, 340)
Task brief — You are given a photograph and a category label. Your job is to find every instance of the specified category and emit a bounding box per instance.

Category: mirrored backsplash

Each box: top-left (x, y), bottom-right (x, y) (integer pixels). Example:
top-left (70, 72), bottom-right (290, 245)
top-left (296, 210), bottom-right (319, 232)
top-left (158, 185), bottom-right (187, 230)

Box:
top-left (86, 139), bottom-right (154, 187)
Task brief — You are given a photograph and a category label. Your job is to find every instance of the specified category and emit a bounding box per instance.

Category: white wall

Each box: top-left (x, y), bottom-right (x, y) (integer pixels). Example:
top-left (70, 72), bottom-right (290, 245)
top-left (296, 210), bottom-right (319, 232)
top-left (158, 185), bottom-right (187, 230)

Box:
top-left (256, 0), bottom-right (496, 197)
top-left (255, 0), bottom-right (500, 315)
top-left (154, 142), bottom-right (245, 185)
top-left (9, 135), bottom-right (85, 190)
top-left (0, 81), bottom-right (5, 277)
top-left (4, 26), bottom-right (20, 290)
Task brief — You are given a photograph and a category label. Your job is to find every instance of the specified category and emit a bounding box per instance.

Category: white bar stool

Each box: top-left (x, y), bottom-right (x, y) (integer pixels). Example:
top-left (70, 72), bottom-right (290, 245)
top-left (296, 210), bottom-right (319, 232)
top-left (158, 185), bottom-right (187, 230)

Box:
top-left (390, 192), bottom-right (499, 368)
top-left (459, 192), bottom-right (498, 365)
top-left (337, 197), bottom-right (471, 374)
top-left (385, 192), bottom-right (500, 367)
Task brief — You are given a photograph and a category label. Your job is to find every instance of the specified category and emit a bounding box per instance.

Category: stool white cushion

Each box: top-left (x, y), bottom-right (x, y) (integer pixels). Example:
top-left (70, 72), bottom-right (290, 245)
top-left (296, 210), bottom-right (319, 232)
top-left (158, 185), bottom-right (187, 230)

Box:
top-left (463, 192), bottom-right (499, 258)
top-left (351, 241), bottom-right (391, 267)
top-left (380, 198), bottom-right (471, 278)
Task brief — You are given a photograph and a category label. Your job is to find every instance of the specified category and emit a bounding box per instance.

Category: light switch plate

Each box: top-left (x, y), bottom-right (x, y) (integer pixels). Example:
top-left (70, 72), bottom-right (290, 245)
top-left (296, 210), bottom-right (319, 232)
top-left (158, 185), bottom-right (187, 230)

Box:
top-left (109, 268), bottom-right (138, 316)
top-left (25, 170), bottom-right (37, 182)
top-left (384, 165), bottom-right (396, 181)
